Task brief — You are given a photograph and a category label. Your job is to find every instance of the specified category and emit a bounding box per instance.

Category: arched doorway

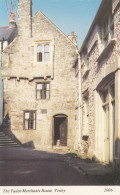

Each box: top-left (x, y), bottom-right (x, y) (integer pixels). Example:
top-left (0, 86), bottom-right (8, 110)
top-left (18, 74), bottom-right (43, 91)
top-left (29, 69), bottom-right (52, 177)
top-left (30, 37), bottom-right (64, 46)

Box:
top-left (53, 114), bottom-right (67, 146)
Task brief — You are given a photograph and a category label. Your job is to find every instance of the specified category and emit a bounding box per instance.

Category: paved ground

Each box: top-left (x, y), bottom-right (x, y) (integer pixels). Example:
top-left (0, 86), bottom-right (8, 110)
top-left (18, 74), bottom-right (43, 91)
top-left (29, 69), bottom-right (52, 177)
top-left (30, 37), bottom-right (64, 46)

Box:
top-left (0, 147), bottom-right (116, 186)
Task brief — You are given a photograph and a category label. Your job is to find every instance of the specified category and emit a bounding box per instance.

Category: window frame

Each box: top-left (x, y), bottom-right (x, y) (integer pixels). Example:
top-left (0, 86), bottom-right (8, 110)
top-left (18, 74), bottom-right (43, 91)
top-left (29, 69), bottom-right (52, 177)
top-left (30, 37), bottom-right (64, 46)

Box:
top-left (36, 82), bottom-right (50, 100)
top-left (37, 45), bottom-right (42, 62)
top-left (36, 43), bottom-right (50, 63)
top-left (23, 110), bottom-right (36, 130)
top-left (101, 11), bottom-right (114, 48)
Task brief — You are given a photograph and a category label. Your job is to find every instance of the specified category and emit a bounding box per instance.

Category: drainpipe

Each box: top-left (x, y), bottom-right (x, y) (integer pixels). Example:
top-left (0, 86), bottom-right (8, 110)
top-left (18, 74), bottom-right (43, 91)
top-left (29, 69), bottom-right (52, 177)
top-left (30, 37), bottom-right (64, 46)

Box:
top-left (77, 50), bottom-right (82, 147)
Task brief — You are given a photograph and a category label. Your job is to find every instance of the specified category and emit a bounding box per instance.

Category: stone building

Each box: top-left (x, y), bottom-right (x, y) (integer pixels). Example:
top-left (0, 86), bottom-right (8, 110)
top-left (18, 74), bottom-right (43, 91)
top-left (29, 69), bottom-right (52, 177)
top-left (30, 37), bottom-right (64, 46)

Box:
top-left (0, 12), bottom-right (17, 125)
top-left (2, 0), bottom-right (78, 150)
top-left (76, 0), bottom-right (120, 165)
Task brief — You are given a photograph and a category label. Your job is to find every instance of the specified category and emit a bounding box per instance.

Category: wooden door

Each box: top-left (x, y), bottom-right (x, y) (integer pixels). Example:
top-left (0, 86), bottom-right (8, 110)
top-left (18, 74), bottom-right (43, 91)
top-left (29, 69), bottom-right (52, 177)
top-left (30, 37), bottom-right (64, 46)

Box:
top-left (59, 117), bottom-right (67, 146)
top-left (54, 115), bottom-right (67, 146)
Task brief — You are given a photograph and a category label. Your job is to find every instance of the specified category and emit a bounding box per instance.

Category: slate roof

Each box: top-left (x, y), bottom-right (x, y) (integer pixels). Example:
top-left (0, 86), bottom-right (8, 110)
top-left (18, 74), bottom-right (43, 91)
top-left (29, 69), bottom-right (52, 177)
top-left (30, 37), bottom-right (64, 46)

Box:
top-left (0, 26), bottom-right (17, 44)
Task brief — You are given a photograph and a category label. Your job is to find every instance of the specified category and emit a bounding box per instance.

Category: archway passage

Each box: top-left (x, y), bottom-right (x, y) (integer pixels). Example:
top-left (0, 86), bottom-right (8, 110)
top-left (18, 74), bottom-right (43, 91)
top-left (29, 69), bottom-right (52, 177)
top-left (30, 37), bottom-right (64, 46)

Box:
top-left (53, 115), bottom-right (67, 146)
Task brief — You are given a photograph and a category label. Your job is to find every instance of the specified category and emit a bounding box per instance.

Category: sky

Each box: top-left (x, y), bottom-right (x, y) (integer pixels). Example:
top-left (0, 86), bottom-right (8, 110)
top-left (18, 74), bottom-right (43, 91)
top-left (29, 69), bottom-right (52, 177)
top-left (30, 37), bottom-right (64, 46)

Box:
top-left (0, 0), bottom-right (102, 48)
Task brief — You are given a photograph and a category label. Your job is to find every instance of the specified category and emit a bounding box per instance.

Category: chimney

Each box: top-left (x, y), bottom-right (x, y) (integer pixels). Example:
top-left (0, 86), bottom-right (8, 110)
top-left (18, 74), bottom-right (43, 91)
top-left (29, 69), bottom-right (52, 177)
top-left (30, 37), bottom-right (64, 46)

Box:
top-left (9, 12), bottom-right (16, 28)
top-left (18, 0), bottom-right (32, 38)
top-left (68, 31), bottom-right (77, 45)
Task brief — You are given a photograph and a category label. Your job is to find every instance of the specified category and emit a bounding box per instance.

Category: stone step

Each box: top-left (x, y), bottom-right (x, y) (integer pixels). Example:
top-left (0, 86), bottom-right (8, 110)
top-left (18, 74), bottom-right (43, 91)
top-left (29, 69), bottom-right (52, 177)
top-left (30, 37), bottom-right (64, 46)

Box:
top-left (0, 131), bottom-right (21, 147)
top-left (0, 142), bottom-right (20, 146)
top-left (0, 133), bottom-right (6, 136)
top-left (0, 140), bottom-right (15, 143)
top-left (0, 135), bottom-right (7, 138)
top-left (52, 146), bottom-right (69, 153)
top-left (0, 137), bottom-right (11, 140)
top-left (0, 145), bottom-right (21, 147)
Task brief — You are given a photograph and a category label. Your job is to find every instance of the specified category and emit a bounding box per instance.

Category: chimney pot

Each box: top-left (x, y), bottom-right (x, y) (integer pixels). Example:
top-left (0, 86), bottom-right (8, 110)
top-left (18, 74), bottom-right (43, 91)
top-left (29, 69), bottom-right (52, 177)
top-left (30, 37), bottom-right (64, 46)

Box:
top-left (9, 12), bottom-right (16, 28)
top-left (10, 12), bottom-right (15, 21)
top-left (71, 31), bottom-right (74, 36)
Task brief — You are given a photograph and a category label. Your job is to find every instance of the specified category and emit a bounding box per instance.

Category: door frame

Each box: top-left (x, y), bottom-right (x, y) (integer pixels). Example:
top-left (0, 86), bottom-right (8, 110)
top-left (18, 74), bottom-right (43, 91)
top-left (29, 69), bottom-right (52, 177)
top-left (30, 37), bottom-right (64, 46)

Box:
top-left (52, 114), bottom-right (68, 147)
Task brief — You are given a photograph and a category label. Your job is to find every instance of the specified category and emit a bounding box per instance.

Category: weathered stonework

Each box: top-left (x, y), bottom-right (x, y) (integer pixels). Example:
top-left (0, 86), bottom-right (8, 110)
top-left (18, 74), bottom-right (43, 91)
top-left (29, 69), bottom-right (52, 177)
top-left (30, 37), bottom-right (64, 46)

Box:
top-left (79, 0), bottom-right (120, 163)
top-left (2, 0), bottom-right (78, 150)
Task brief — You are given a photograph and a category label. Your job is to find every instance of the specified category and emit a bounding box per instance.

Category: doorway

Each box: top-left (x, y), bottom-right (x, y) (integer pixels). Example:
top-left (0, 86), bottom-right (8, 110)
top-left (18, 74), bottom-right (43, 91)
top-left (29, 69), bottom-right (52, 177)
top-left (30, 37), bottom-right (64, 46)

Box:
top-left (53, 115), bottom-right (67, 146)
top-left (102, 83), bottom-right (115, 163)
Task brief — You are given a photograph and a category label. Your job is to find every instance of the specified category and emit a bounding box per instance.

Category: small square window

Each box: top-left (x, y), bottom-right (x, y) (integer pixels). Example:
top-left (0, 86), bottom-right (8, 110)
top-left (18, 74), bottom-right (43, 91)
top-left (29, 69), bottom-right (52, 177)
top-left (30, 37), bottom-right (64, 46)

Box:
top-left (24, 111), bottom-right (36, 130)
top-left (36, 82), bottom-right (50, 100)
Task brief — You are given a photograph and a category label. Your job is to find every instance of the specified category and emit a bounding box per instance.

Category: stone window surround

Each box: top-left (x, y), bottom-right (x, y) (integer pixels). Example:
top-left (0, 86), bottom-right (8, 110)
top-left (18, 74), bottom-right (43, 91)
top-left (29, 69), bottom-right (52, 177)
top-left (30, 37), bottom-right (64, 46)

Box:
top-left (34, 40), bottom-right (53, 64)
top-left (37, 44), bottom-right (50, 62)
top-left (23, 110), bottom-right (36, 130)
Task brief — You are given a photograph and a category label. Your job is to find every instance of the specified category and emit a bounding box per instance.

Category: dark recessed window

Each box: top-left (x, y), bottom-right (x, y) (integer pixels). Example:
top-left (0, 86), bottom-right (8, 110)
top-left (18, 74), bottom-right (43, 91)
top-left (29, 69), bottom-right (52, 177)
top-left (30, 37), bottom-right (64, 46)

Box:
top-left (36, 82), bottom-right (50, 100)
top-left (37, 45), bottom-right (42, 62)
top-left (24, 111), bottom-right (36, 130)
top-left (37, 44), bottom-right (50, 62)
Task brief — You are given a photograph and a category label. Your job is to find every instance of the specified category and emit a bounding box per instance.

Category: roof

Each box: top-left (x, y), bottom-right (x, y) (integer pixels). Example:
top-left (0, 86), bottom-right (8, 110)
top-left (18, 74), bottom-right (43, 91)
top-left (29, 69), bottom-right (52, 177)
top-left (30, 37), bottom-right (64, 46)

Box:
top-left (79, 0), bottom-right (111, 53)
top-left (0, 26), bottom-right (17, 44)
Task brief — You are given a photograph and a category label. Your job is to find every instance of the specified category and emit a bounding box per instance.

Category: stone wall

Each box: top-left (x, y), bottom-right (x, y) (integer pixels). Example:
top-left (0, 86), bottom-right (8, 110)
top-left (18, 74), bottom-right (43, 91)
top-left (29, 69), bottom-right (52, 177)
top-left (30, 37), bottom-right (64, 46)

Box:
top-left (80, 0), bottom-right (120, 161)
top-left (2, 0), bottom-right (78, 150)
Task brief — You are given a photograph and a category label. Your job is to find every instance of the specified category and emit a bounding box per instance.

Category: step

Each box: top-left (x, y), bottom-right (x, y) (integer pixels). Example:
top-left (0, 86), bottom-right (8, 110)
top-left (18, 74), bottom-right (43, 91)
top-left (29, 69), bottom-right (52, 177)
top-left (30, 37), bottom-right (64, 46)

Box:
top-left (0, 137), bottom-right (10, 140)
top-left (0, 140), bottom-right (15, 143)
top-left (0, 143), bottom-right (20, 145)
top-left (0, 134), bottom-right (8, 137)
top-left (0, 145), bottom-right (21, 147)
top-left (0, 132), bottom-right (5, 136)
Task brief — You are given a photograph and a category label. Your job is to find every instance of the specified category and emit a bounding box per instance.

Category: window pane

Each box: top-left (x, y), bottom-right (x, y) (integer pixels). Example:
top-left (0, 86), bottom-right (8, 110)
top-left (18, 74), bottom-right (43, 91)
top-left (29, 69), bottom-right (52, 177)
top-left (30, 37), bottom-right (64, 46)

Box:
top-left (37, 84), bottom-right (42, 90)
top-left (103, 90), bottom-right (109, 103)
top-left (30, 120), bottom-right (34, 129)
top-left (46, 83), bottom-right (50, 90)
top-left (37, 91), bottom-right (40, 99)
top-left (46, 91), bottom-right (50, 99)
top-left (42, 90), bottom-right (46, 99)
top-left (25, 119), bottom-right (29, 129)
top-left (44, 44), bottom-right (49, 52)
top-left (37, 53), bottom-right (42, 62)
top-left (33, 120), bottom-right (35, 129)
top-left (37, 45), bottom-right (42, 52)
top-left (25, 112), bottom-right (29, 119)
top-left (44, 53), bottom-right (50, 61)
top-left (111, 85), bottom-right (115, 98)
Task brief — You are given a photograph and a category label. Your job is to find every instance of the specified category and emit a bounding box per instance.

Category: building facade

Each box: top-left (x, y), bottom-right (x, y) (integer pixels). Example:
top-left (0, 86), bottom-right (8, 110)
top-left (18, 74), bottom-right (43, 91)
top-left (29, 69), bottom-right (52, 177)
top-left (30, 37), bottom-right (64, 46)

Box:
top-left (0, 12), bottom-right (17, 125)
top-left (2, 0), bottom-right (78, 150)
top-left (77, 0), bottom-right (120, 165)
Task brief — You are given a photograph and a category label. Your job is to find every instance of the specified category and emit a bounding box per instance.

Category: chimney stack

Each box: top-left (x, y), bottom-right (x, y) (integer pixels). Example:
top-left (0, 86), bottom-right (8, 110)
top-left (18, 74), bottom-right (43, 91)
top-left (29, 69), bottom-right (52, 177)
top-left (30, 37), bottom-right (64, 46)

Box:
top-left (18, 0), bottom-right (32, 38)
top-left (9, 12), bottom-right (16, 28)
top-left (68, 31), bottom-right (77, 45)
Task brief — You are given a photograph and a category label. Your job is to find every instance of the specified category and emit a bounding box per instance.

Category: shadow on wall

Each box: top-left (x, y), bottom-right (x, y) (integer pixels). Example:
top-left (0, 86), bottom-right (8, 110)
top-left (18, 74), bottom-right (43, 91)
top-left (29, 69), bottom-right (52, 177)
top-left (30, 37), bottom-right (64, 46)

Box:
top-left (0, 113), bottom-right (35, 149)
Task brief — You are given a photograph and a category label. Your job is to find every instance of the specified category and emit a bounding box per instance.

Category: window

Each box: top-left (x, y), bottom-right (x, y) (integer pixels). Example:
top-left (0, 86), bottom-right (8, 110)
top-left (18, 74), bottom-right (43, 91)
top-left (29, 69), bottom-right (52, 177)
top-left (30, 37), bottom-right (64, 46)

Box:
top-left (24, 111), bottom-right (36, 130)
top-left (83, 51), bottom-right (89, 68)
top-left (103, 90), bottom-right (109, 104)
top-left (44, 44), bottom-right (50, 61)
top-left (36, 82), bottom-right (50, 100)
top-left (37, 45), bottom-right (42, 62)
top-left (37, 44), bottom-right (50, 62)
top-left (103, 18), bottom-right (109, 39)
top-left (102, 12), bottom-right (114, 48)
